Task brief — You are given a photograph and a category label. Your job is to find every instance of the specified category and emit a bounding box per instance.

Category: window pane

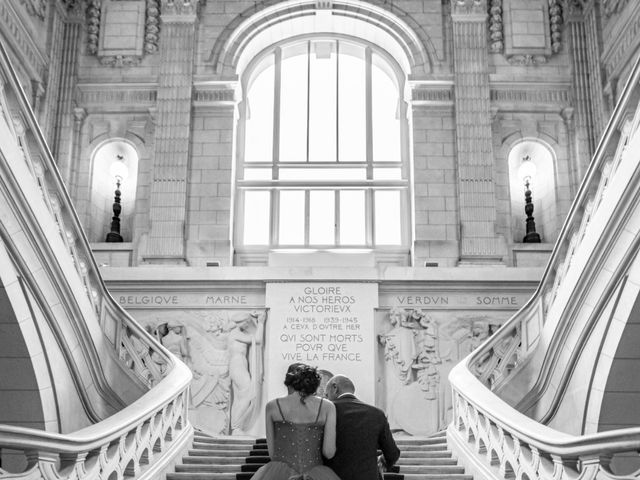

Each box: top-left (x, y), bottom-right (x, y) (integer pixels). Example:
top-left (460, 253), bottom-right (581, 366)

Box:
top-left (338, 44), bottom-right (366, 162)
top-left (309, 41), bottom-right (337, 162)
top-left (372, 54), bottom-right (400, 163)
top-left (279, 191), bottom-right (305, 245)
top-left (279, 168), bottom-right (366, 181)
top-left (280, 46), bottom-right (309, 163)
top-left (245, 60), bottom-right (274, 163)
top-left (244, 168), bottom-right (273, 180)
top-left (373, 168), bottom-right (402, 180)
top-left (310, 191), bottom-right (335, 245)
top-left (375, 190), bottom-right (401, 245)
top-left (243, 191), bottom-right (271, 245)
top-left (340, 190), bottom-right (365, 245)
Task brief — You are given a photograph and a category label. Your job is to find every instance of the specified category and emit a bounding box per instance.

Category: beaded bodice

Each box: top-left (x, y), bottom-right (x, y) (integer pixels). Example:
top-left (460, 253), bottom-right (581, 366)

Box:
top-left (271, 421), bottom-right (325, 473)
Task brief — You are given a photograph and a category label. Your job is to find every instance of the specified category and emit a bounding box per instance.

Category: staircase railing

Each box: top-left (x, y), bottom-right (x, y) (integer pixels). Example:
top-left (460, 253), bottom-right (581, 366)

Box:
top-left (0, 38), bottom-right (192, 480)
top-left (449, 54), bottom-right (640, 480)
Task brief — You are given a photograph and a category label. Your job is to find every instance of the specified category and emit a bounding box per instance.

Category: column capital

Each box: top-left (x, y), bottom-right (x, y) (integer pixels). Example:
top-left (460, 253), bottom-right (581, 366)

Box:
top-left (161, 0), bottom-right (200, 21)
top-left (451, 0), bottom-right (487, 20)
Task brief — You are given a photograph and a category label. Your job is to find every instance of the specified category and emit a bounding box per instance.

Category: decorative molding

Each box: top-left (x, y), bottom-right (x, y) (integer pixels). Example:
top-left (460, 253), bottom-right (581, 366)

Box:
top-left (410, 85), bottom-right (455, 104)
top-left (601, 5), bottom-right (640, 79)
top-left (76, 83), bottom-right (157, 107)
top-left (487, 0), bottom-right (503, 53)
top-left (18, 0), bottom-right (46, 20)
top-left (192, 84), bottom-right (236, 107)
top-left (507, 54), bottom-right (548, 65)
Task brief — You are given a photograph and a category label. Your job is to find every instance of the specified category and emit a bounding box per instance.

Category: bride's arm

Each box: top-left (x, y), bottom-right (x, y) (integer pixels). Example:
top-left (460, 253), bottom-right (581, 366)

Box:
top-left (264, 400), bottom-right (276, 457)
top-left (322, 400), bottom-right (337, 459)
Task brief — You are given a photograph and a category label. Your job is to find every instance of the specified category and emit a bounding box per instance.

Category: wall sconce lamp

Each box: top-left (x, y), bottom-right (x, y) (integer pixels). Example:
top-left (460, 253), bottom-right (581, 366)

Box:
top-left (105, 154), bottom-right (128, 242)
top-left (518, 155), bottom-right (541, 243)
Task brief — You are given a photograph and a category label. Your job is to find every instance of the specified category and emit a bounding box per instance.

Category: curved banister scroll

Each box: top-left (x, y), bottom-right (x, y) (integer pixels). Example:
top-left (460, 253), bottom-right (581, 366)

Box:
top-left (0, 33), bottom-right (192, 480)
top-left (449, 54), bottom-right (640, 480)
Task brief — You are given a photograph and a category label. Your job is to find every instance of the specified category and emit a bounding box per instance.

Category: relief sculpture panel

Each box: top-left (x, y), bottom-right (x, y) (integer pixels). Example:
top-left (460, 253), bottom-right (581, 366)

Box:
top-left (132, 309), bottom-right (267, 436)
top-left (376, 307), bottom-right (512, 436)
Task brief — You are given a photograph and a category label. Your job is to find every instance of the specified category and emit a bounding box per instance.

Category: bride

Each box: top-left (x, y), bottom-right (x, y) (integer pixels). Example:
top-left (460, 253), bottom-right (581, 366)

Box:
top-left (252, 363), bottom-right (341, 480)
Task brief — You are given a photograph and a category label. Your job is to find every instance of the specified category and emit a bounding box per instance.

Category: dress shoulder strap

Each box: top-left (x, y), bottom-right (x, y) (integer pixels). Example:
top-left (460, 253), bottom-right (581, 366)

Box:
top-left (314, 398), bottom-right (324, 423)
top-left (275, 399), bottom-right (286, 422)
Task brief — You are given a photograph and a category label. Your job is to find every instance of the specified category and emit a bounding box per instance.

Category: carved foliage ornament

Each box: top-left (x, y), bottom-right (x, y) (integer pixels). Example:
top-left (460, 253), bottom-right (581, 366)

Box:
top-left (488, 0), bottom-right (503, 53)
top-left (161, 0), bottom-right (200, 16)
top-left (549, 0), bottom-right (563, 53)
top-left (452, 0), bottom-right (486, 16)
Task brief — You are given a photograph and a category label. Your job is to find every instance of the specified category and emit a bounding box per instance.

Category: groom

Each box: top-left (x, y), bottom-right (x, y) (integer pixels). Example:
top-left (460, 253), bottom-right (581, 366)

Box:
top-left (324, 375), bottom-right (400, 480)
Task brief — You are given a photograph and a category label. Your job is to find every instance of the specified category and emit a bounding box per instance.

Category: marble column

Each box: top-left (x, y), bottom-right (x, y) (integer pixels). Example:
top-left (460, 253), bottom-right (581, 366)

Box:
top-left (144, 0), bottom-right (199, 264)
top-left (451, 0), bottom-right (505, 263)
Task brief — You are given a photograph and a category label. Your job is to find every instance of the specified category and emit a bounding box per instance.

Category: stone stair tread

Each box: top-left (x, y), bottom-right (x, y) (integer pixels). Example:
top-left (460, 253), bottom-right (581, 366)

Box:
top-left (400, 450), bottom-right (453, 458)
top-left (399, 466), bottom-right (465, 474)
top-left (188, 449), bottom-right (251, 456)
top-left (398, 458), bottom-right (458, 466)
top-left (168, 474), bottom-right (237, 480)
top-left (183, 456), bottom-right (270, 464)
top-left (399, 476), bottom-right (472, 480)
top-left (176, 464), bottom-right (241, 473)
top-left (192, 441), bottom-right (254, 450)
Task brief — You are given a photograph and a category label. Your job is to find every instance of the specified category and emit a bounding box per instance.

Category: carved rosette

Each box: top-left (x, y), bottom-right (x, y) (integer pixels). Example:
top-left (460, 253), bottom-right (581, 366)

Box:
top-left (488, 0), bottom-right (503, 53)
top-left (144, 0), bottom-right (160, 54)
top-left (86, 0), bottom-right (101, 55)
top-left (549, 0), bottom-right (563, 53)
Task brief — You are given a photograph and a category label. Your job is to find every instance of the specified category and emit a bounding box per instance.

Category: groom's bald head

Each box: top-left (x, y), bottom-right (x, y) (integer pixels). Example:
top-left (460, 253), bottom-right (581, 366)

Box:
top-left (325, 374), bottom-right (355, 400)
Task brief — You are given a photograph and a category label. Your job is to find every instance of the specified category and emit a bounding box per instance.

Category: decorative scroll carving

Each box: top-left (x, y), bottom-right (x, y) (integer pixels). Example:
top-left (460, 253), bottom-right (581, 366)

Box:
top-left (86, 0), bottom-right (101, 55)
top-left (488, 0), bottom-right (503, 53)
top-left (18, 0), bottom-right (46, 20)
top-left (549, 0), bottom-right (563, 53)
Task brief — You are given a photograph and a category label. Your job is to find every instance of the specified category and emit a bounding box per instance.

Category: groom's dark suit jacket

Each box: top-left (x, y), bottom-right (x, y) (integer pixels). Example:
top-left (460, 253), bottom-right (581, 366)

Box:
top-left (325, 394), bottom-right (400, 480)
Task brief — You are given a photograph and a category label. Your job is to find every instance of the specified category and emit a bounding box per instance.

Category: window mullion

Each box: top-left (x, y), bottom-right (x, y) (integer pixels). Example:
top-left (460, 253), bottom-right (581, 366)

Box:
top-left (335, 190), bottom-right (340, 246)
top-left (305, 190), bottom-right (310, 246)
top-left (271, 189), bottom-right (279, 247)
top-left (336, 41), bottom-right (340, 163)
top-left (306, 41), bottom-right (311, 163)
top-left (273, 47), bottom-right (282, 179)
top-left (365, 46), bottom-right (373, 180)
top-left (367, 188), bottom-right (374, 247)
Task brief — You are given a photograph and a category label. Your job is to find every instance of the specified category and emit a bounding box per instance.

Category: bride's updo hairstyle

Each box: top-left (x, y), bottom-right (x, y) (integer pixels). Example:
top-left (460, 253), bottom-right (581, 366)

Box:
top-left (284, 363), bottom-right (321, 403)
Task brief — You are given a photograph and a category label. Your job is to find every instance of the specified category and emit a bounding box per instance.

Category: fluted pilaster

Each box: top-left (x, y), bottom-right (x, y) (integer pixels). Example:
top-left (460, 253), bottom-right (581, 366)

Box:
top-left (451, 0), bottom-right (505, 262)
top-left (145, 1), bottom-right (198, 263)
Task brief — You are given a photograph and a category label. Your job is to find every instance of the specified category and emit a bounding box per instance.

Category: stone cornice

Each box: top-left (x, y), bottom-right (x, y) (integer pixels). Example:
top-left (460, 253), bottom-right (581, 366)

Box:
top-left (76, 83), bottom-right (158, 108)
top-left (490, 83), bottom-right (572, 108)
top-left (410, 82), bottom-right (455, 106)
top-left (192, 81), bottom-right (236, 107)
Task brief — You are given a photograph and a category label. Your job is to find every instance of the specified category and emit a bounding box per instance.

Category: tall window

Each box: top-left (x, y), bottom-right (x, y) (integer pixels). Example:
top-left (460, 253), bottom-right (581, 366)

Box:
top-left (236, 38), bottom-right (409, 254)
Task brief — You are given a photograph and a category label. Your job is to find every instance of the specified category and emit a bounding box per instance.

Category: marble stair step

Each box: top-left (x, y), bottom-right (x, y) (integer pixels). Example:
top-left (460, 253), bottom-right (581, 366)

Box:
top-left (167, 474), bottom-right (237, 480)
top-left (193, 435), bottom-right (256, 444)
top-left (398, 465), bottom-right (465, 474)
top-left (396, 437), bottom-right (449, 445)
top-left (399, 475), bottom-right (472, 480)
top-left (192, 441), bottom-right (255, 450)
top-left (397, 458), bottom-right (457, 466)
top-left (401, 444), bottom-right (447, 451)
top-left (400, 450), bottom-right (453, 458)
top-left (183, 456), bottom-right (270, 464)
top-left (188, 449), bottom-right (252, 456)
top-left (175, 464), bottom-right (241, 473)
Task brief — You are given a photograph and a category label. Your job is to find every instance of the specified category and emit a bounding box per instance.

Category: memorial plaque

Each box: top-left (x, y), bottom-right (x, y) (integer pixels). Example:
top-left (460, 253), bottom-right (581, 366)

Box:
top-left (265, 283), bottom-right (378, 404)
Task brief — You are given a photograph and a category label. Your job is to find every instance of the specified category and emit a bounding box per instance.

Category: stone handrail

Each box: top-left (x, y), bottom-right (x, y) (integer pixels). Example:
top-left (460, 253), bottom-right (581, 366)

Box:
top-left (449, 54), bottom-right (640, 478)
top-left (0, 36), bottom-right (192, 479)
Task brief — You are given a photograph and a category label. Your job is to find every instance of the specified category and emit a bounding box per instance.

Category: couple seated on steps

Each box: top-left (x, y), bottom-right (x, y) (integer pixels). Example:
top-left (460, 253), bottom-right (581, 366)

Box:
top-left (252, 363), bottom-right (400, 480)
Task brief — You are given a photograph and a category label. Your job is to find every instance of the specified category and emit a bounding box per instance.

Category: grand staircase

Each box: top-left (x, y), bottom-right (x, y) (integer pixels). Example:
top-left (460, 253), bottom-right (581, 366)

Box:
top-left (167, 431), bottom-right (472, 480)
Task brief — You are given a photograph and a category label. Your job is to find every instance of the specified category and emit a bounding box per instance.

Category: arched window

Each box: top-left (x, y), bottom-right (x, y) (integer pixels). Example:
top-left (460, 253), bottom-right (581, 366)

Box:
top-left (235, 38), bottom-right (410, 262)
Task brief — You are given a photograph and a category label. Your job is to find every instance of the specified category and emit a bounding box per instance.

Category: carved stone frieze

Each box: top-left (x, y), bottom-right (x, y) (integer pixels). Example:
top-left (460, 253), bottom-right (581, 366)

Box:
top-left (602, 9), bottom-right (640, 79)
top-left (488, 0), bottom-right (503, 53)
top-left (490, 86), bottom-right (571, 106)
top-left (77, 84), bottom-right (157, 107)
top-left (410, 86), bottom-right (454, 103)
top-left (193, 88), bottom-right (236, 105)
top-left (507, 54), bottom-right (548, 65)
top-left (18, 0), bottom-right (46, 20)
top-left (0, 1), bottom-right (47, 79)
